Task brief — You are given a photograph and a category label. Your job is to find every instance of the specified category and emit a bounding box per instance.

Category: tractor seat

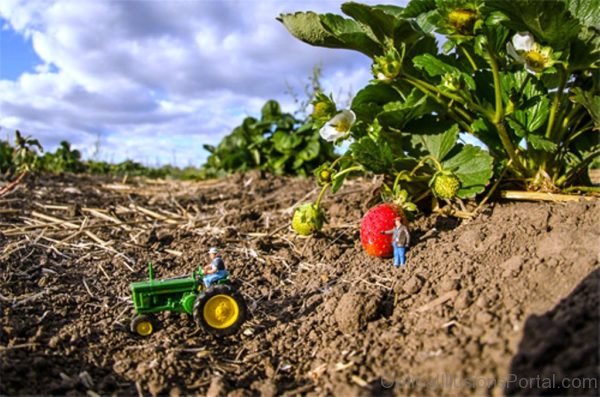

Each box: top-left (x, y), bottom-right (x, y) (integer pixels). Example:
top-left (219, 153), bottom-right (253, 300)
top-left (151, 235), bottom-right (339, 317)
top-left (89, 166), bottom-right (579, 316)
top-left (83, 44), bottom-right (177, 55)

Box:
top-left (214, 271), bottom-right (230, 285)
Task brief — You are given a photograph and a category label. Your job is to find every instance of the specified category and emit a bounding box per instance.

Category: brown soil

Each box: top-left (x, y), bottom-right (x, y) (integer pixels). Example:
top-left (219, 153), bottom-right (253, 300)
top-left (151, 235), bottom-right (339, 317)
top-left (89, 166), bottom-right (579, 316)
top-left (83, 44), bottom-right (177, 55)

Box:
top-left (1, 172), bottom-right (598, 396)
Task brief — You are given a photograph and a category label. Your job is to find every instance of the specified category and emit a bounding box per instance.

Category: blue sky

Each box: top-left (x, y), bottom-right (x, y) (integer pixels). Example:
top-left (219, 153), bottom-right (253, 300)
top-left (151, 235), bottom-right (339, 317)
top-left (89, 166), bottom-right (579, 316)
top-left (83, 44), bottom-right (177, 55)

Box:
top-left (0, 0), bottom-right (396, 167)
top-left (0, 24), bottom-right (42, 80)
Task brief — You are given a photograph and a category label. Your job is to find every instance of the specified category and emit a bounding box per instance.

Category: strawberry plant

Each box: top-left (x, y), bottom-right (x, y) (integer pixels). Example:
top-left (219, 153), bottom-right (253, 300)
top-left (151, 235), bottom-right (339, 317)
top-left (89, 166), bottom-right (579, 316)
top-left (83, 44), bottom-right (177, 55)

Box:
top-left (11, 131), bottom-right (43, 174)
top-left (41, 141), bottom-right (85, 174)
top-left (202, 99), bottom-right (336, 177)
top-left (279, 0), bottom-right (599, 218)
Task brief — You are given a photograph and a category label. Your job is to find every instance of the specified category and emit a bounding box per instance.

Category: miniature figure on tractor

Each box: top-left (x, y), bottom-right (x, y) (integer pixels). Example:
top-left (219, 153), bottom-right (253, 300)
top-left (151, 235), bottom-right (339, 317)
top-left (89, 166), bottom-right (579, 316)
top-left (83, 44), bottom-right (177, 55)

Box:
top-left (129, 263), bottom-right (247, 337)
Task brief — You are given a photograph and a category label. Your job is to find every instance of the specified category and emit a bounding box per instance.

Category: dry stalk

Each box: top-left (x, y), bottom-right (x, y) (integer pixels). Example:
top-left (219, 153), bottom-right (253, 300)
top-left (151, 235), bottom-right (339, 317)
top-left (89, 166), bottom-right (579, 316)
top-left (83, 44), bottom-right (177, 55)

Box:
top-left (31, 211), bottom-right (80, 229)
top-left (0, 343), bottom-right (39, 353)
top-left (0, 172), bottom-right (27, 197)
top-left (34, 202), bottom-right (72, 211)
top-left (82, 278), bottom-right (94, 298)
top-left (500, 190), bottom-right (598, 202)
top-left (82, 208), bottom-right (131, 231)
top-left (97, 263), bottom-right (110, 280)
top-left (164, 249), bottom-right (183, 257)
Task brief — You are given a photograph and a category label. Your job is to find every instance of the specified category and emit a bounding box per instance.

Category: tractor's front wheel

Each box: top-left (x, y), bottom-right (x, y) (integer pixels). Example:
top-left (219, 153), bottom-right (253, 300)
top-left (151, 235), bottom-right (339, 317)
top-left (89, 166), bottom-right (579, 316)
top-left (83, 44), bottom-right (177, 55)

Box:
top-left (130, 314), bottom-right (155, 337)
top-left (194, 285), bottom-right (247, 336)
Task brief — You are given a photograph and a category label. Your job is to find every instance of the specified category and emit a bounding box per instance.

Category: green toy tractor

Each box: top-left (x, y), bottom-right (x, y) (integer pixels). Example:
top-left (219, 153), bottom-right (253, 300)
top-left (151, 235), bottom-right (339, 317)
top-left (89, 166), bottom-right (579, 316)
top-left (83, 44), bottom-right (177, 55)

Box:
top-left (129, 263), bottom-right (247, 337)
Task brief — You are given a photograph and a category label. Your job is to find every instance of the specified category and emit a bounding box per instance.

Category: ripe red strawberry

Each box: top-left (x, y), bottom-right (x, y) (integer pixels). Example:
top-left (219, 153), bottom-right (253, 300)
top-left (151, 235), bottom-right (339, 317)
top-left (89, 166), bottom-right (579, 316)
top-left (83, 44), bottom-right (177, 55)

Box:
top-left (360, 203), bottom-right (407, 257)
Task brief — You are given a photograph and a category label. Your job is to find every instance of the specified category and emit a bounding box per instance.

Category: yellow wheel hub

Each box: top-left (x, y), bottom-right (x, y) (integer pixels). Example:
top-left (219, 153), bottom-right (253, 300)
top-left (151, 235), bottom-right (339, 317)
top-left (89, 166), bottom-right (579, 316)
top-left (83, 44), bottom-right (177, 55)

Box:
top-left (203, 295), bottom-right (239, 329)
top-left (136, 320), bottom-right (153, 336)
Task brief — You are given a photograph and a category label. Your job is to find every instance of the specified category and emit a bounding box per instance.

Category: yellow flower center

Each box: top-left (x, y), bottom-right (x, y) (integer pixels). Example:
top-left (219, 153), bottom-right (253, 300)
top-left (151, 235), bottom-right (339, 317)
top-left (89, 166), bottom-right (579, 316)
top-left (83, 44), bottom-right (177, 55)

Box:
top-left (524, 51), bottom-right (546, 72)
top-left (334, 119), bottom-right (351, 133)
top-left (448, 9), bottom-right (478, 35)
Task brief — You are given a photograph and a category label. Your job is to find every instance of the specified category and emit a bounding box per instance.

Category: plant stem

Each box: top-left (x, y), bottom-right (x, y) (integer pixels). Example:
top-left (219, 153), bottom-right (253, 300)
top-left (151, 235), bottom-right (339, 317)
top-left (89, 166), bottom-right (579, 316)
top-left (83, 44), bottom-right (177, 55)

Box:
top-left (564, 123), bottom-right (593, 147)
top-left (402, 77), bottom-right (475, 131)
top-left (449, 109), bottom-right (474, 133)
top-left (332, 165), bottom-right (363, 180)
top-left (486, 43), bottom-right (503, 123)
top-left (411, 155), bottom-right (442, 176)
top-left (392, 172), bottom-right (431, 192)
top-left (404, 74), bottom-right (487, 120)
top-left (485, 42), bottom-right (522, 171)
top-left (545, 65), bottom-right (567, 139)
top-left (330, 155), bottom-right (349, 169)
top-left (563, 186), bottom-right (600, 194)
top-left (460, 46), bottom-right (477, 71)
top-left (556, 104), bottom-right (583, 143)
top-left (413, 188), bottom-right (431, 204)
top-left (315, 183), bottom-right (330, 207)
top-left (495, 121), bottom-right (521, 171)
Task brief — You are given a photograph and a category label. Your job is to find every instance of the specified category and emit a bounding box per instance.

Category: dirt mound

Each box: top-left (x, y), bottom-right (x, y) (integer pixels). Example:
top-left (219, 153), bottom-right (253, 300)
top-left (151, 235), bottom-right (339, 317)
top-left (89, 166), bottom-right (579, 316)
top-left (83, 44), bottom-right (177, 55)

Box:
top-left (1, 173), bottom-right (598, 396)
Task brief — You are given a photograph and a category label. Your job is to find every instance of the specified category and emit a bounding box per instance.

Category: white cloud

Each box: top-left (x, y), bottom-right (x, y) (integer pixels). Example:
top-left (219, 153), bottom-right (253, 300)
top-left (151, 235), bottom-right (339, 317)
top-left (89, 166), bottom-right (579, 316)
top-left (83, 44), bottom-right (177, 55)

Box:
top-left (0, 0), bottom-right (390, 166)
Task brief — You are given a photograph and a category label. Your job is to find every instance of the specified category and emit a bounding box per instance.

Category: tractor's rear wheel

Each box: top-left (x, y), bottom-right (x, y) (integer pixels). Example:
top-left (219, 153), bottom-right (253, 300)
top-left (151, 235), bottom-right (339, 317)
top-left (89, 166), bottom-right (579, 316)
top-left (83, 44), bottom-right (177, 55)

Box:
top-left (130, 314), bottom-right (155, 337)
top-left (194, 285), bottom-right (247, 336)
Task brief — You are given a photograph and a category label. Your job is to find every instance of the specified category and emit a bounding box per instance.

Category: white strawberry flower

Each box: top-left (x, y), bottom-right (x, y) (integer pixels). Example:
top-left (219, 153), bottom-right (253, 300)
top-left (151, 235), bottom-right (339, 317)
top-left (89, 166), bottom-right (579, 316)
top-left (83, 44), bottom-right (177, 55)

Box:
top-left (507, 32), bottom-right (556, 74)
top-left (319, 110), bottom-right (356, 142)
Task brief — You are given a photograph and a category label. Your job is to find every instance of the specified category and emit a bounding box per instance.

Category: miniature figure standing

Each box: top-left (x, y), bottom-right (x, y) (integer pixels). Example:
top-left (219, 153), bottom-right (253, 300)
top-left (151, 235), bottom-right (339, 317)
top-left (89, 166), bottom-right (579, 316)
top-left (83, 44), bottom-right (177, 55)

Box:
top-left (203, 247), bottom-right (228, 288)
top-left (381, 217), bottom-right (410, 267)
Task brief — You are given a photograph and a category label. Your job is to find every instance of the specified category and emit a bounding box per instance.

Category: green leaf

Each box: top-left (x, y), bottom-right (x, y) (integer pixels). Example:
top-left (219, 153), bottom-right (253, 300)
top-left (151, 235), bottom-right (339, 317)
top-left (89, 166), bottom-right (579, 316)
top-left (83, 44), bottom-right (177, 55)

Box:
top-left (414, 10), bottom-right (438, 34)
top-left (298, 139), bottom-right (321, 161)
top-left (486, 0), bottom-right (580, 50)
top-left (567, 0), bottom-right (600, 28)
top-left (509, 95), bottom-right (550, 134)
top-left (392, 19), bottom-right (424, 47)
top-left (413, 54), bottom-right (457, 76)
top-left (320, 14), bottom-right (383, 56)
top-left (277, 12), bottom-right (345, 48)
top-left (351, 136), bottom-right (393, 173)
top-left (404, 115), bottom-right (455, 157)
top-left (410, 123), bottom-right (460, 161)
top-left (272, 131), bottom-right (302, 153)
top-left (568, 28), bottom-right (600, 71)
top-left (506, 117), bottom-right (528, 138)
top-left (251, 148), bottom-right (261, 166)
top-left (351, 82), bottom-right (402, 120)
top-left (372, 5), bottom-right (406, 18)
top-left (261, 100), bottom-right (281, 123)
top-left (570, 88), bottom-right (600, 130)
top-left (341, 2), bottom-right (400, 43)
top-left (527, 134), bottom-right (558, 152)
top-left (402, 0), bottom-right (436, 18)
top-left (292, 156), bottom-right (305, 169)
top-left (377, 90), bottom-right (436, 130)
top-left (526, 96), bottom-right (550, 132)
top-left (441, 144), bottom-right (494, 198)
top-left (481, 23), bottom-right (510, 57)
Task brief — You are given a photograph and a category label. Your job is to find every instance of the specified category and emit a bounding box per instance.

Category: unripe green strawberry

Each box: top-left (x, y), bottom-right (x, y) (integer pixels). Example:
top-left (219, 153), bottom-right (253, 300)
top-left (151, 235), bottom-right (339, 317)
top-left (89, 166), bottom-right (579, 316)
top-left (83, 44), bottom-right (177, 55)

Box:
top-left (432, 173), bottom-right (461, 199)
top-left (292, 203), bottom-right (325, 236)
